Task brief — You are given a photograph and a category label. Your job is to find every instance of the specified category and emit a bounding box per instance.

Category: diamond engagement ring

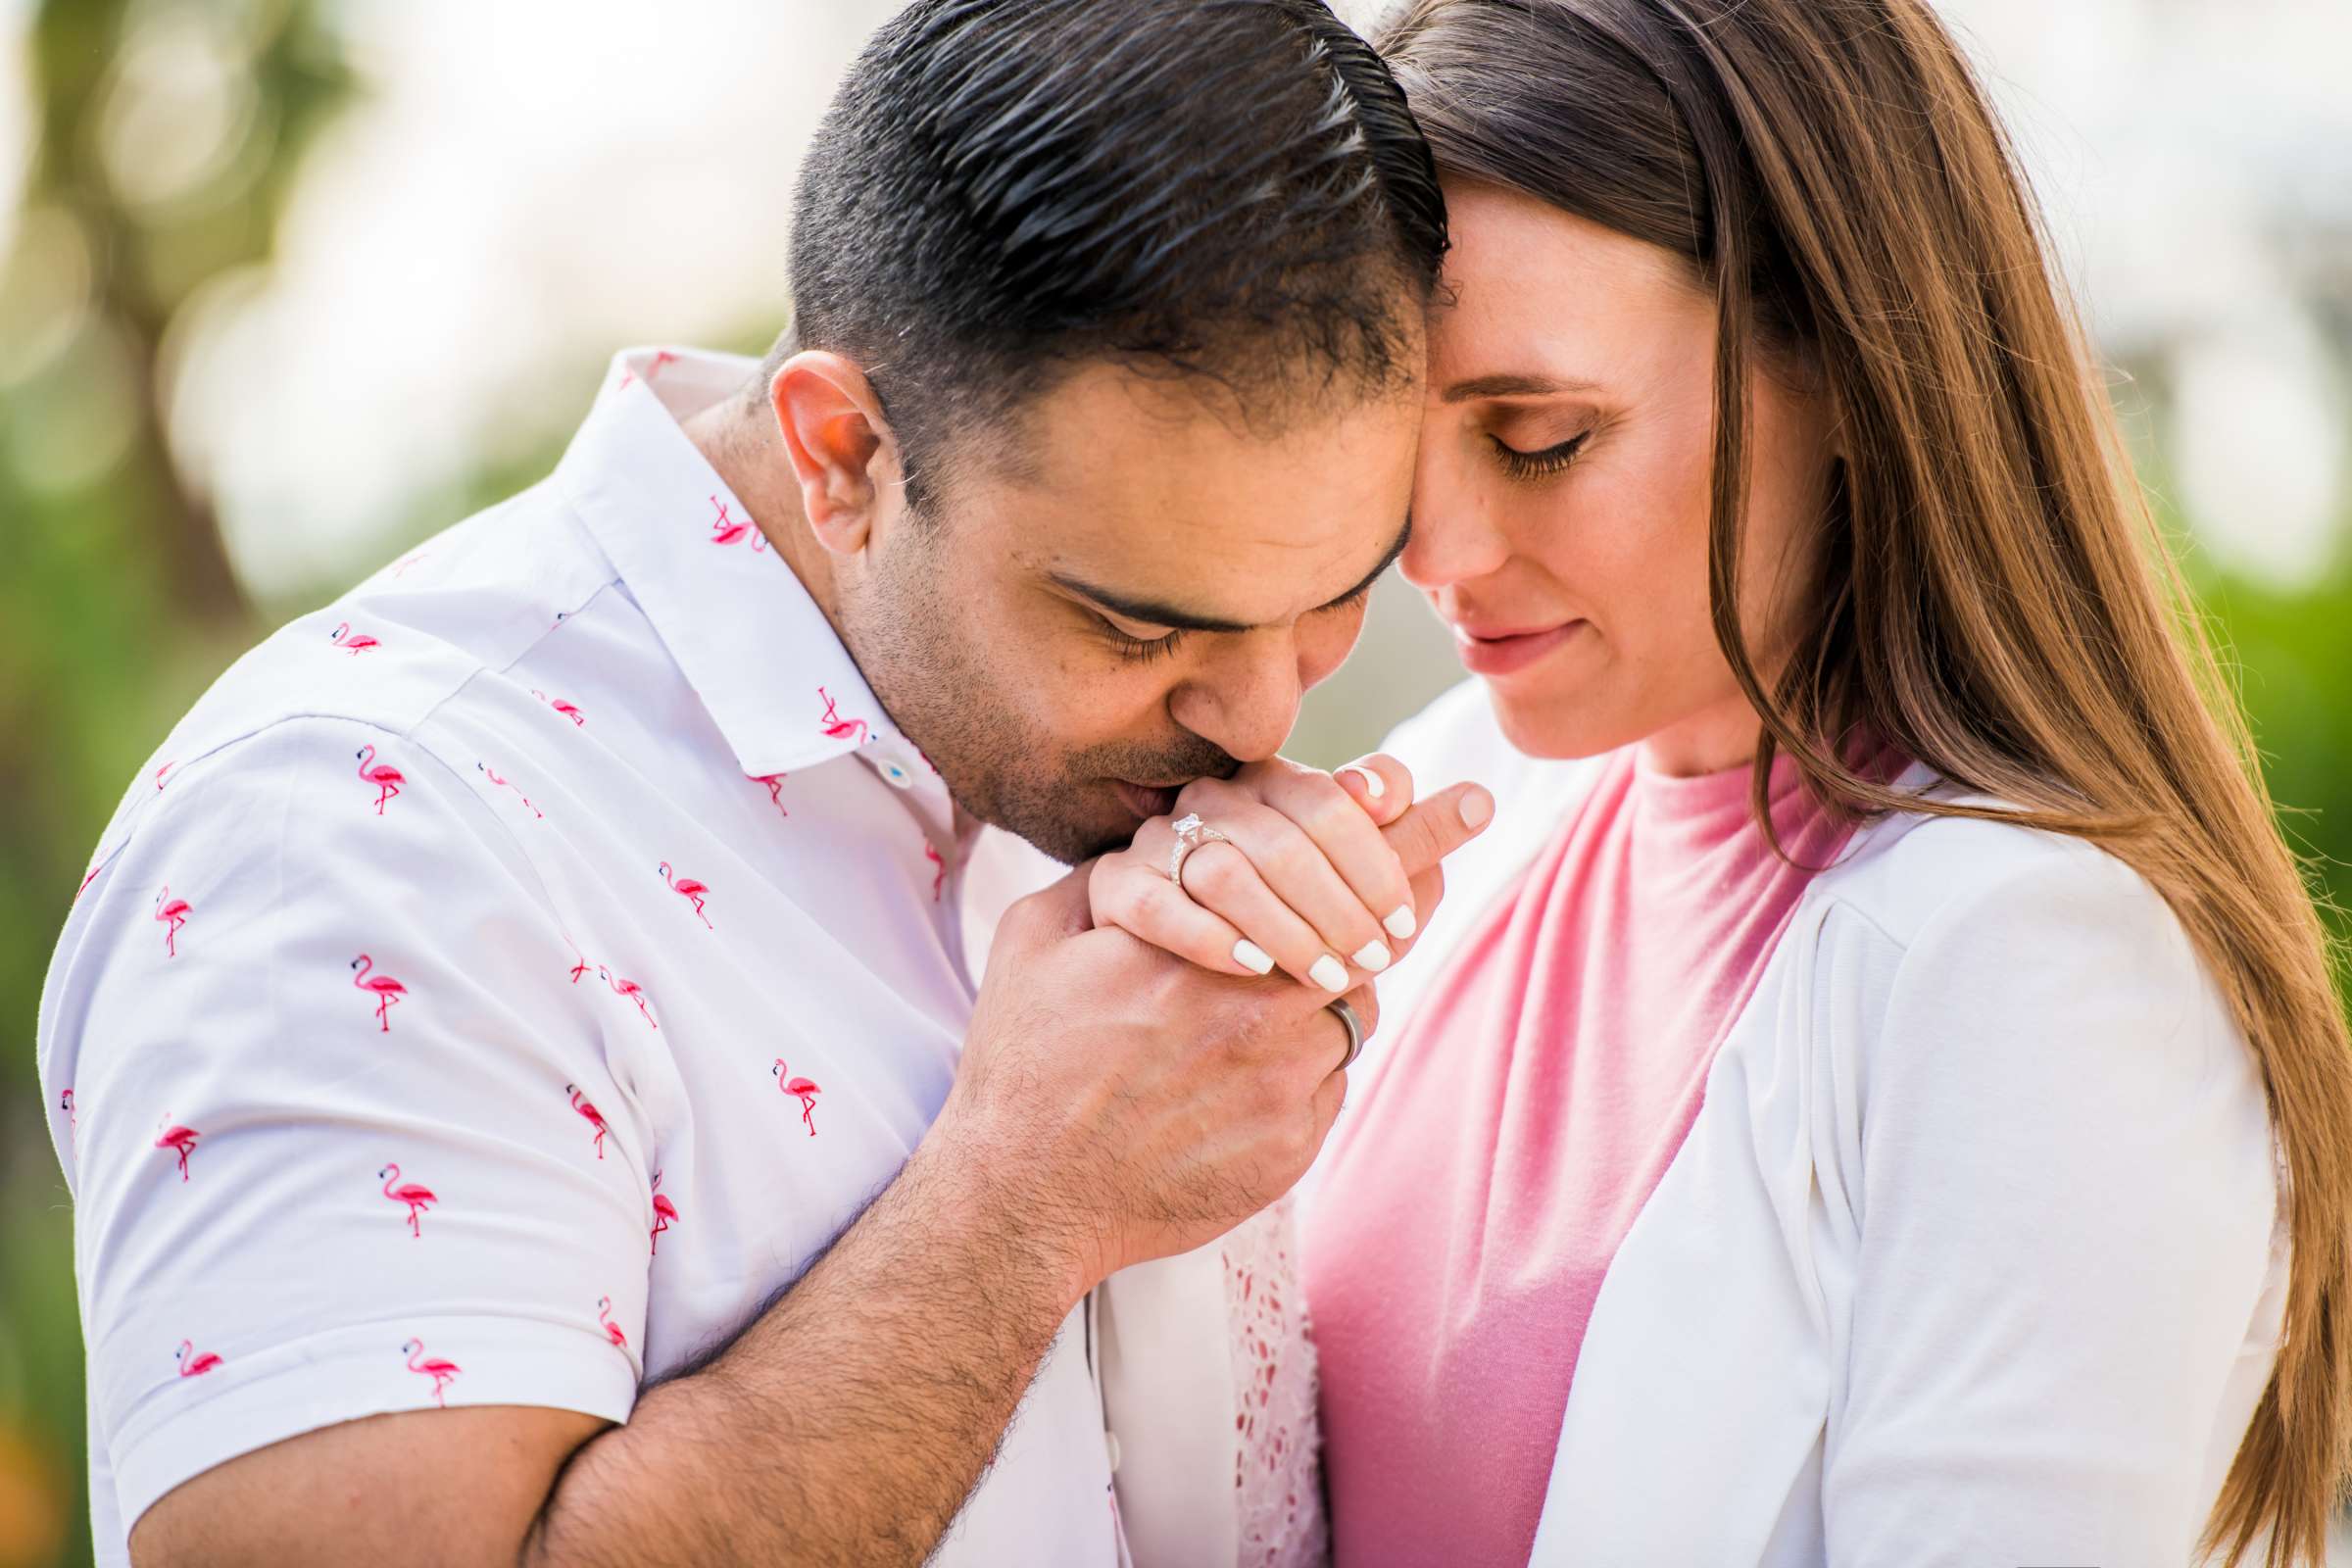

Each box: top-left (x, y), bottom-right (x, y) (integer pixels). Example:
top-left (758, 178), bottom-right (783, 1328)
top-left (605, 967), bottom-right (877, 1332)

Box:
top-left (1327, 997), bottom-right (1364, 1071)
top-left (1165, 812), bottom-right (1233, 886)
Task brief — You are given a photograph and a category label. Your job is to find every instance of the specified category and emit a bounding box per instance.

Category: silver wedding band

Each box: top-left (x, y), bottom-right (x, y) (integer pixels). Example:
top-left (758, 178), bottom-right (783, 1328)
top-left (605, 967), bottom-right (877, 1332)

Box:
top-left (1328, 997), bottom-right (1364, 1072)
top-left (1165, 811), bottom-right (1232, 887)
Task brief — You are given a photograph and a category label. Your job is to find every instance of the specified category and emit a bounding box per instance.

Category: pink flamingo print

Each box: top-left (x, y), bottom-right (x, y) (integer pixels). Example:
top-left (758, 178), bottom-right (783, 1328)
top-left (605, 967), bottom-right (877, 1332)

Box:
top-left (564, 934), bottom-right (591, 986)
top-left (817, 686), bottom-right (868, 745)
top-left (390, 549), bottom-right (430, 577)
top-left (924, 842), bottom-right (946, 904)
top-left (595, 966), bottom-right (659, 1030)
top-left (155, 1116), bottom-right (200, 1181)
top-left (650, 1170), bottom-right (679, 1254)
top-left (175, 1341), bottom-right (223, 1377)
top-left (750, 772), bottom-right (789, 818)
top-left (154, 886), bottom-right (191, 956)
top-left (402, 1338), bottom-right (460, 1407)
top-left (658, 861), bottom-right (712, 929)
top-left (530, 690), bottom-right (587, 726)
top-left (154, 760), bottom-right (175, 791)
top-left (707, 495), bottom-right (766, 551)
top-left (597, 1296), bottom-right (627, 1348)
top-left (566, 1083), bottom-right (611, 1158)
top-left (772, 1059), bottom-right (821, 1137)
top-left (617, 349), bottom-right (677, 390)
top-left (74, 863), bottom-right (103, 905)
top-left (329, 621), bottom-right (379, 655)
top-left (351, 954), bottom-right (407, 1033)
top-left (356, 745), bottom-right (404, 814)
top-left (477, 761), bottom-right (545, 819)
top-left (378, 1162), bottom-right (437, 1239)
top-left (60, 1088), bottom-right (74, 1130)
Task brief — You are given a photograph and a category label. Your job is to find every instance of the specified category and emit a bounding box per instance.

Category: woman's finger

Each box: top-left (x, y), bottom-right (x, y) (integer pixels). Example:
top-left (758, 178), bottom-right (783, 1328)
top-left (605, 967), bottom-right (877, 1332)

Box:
top-left (1088, 857), bottom-right (1268, 976)
top-left (1181, 790), bottom-right (1399, 983)
top-left (1400, 861), bottom-right (1445, 955)
top-left (1332, 753), bottom-right (1416, 828)
top-left (1216, 771), bottom-right (1417, 952)
top-left (1177, 837), bottom-right (1355, 992)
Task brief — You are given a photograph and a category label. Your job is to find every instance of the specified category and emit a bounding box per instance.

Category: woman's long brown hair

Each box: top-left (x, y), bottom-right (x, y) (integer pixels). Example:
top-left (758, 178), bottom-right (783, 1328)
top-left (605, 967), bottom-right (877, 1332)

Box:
top-left (1377, 0), bottom-right (2352, 1558)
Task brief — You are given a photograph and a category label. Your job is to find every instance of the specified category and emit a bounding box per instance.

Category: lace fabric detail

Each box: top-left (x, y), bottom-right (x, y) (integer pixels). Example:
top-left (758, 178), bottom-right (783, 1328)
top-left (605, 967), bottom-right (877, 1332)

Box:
top-left (1223, 1195), bottom-right (1329, 1568)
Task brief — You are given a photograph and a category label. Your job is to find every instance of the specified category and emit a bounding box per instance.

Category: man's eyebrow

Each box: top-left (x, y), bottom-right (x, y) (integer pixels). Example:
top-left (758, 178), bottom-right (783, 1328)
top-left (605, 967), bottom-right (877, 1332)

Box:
top-left (1441, 372), bottom-right (1602, 404)
top-left (1051, 514), bottom-right (1413, 634)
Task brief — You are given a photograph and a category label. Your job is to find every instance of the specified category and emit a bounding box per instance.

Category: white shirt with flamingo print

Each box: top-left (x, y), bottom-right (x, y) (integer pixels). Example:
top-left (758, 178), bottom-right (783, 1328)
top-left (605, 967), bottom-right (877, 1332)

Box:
top-left (37, 347), bottom-right (1122, 1566)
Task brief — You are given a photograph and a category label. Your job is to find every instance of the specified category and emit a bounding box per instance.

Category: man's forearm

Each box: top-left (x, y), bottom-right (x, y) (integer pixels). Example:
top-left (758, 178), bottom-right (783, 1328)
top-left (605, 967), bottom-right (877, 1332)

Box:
top-left (521, 1118), bottom-right (1090, 1568)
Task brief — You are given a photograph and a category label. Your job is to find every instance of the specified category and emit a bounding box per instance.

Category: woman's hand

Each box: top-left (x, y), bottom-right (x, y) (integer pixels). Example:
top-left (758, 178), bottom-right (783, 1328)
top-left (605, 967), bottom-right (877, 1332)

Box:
top-left (1088, 755), bottom-right (1495, 991)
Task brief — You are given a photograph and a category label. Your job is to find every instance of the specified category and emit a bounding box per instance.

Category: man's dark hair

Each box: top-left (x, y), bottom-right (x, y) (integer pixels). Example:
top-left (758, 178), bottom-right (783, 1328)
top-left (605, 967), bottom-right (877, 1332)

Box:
top-left (779, 0), bottom-right (1448, 499)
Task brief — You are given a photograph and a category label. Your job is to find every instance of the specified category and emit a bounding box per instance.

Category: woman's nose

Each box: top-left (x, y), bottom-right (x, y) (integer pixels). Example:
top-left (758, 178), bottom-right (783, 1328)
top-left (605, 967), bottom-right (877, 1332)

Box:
top-left (1400, 453), bottom-right (1511, 593)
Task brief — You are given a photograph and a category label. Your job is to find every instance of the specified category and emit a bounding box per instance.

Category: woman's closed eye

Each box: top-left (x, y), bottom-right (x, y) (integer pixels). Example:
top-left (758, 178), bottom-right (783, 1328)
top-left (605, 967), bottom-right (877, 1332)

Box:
top-left (1492, 430), bottom-right (1590, 481)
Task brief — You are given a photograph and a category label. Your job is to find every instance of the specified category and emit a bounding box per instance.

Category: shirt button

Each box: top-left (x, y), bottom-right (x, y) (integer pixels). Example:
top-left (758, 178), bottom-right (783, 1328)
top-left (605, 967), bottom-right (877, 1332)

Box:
top-left (878, 760), bottom-right (915, 790)
top-left (1104, 1431), bottom-right (1122, 1473)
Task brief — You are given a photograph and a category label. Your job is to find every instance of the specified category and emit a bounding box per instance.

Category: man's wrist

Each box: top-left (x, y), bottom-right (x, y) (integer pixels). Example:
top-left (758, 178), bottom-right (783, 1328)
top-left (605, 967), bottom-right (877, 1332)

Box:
top-left (908, 1107), bottom-right (1104, 1312)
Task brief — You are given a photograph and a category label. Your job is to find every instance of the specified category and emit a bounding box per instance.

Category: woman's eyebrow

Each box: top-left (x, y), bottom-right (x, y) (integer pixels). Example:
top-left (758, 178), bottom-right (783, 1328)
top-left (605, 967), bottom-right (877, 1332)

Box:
top-left (1441, 372), bottom-right (1602, 403)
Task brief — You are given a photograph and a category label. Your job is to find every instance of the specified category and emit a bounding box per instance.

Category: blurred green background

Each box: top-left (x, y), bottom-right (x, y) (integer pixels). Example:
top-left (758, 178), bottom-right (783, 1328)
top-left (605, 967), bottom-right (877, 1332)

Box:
top-left (3, 1), bottom-right (2348, 1564)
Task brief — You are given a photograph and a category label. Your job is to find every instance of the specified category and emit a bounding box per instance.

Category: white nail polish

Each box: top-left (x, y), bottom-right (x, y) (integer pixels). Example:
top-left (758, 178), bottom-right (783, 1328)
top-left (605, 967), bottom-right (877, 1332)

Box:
top-left (1310, 955), bottom-right (1349, 992)
top-left (1233, 939), bottom-right (1276, 975)
top-left (1338, 762), bottom-right (1385, 800)
top-left (1352, 941), bottom-right (1393, 972)
top-left (1384, 905), bottom-right (1417, 940)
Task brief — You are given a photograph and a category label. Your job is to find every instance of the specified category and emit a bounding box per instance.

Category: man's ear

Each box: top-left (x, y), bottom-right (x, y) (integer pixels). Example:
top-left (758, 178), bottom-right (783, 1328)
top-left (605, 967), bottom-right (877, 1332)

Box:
top-left (768, 351), bottom-right (900, 558)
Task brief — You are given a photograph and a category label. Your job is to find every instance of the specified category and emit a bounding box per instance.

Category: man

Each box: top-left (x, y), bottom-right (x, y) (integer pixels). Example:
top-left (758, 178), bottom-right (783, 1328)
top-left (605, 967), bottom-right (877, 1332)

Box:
top-left (37, 2), bottom-right (1475, 1563)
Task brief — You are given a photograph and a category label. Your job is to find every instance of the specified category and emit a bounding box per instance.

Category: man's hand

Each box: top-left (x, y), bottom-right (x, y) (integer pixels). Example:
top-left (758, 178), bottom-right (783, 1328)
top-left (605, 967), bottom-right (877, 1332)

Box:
top-left (934, 871), bottom-right (1380, 1287)
top-left (936, 756), bottom-right (1494, 1283)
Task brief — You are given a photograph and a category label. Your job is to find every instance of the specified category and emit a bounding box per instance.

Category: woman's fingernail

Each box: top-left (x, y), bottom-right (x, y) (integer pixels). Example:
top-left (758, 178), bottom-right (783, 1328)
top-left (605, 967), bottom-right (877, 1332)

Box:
top-left (1338, 761), bottom-right (1385, 800)
top-left (1352, 941), bottom-right (1393, 972)
top-left (1384, 905), bottom-right (1417, 940)
top-left (1233, 940), bottom-right (1276, 975)
top-left (1309, 955), bottom-right (1349, 992)
top-left (1460, 787), bottom-right (1494, 830)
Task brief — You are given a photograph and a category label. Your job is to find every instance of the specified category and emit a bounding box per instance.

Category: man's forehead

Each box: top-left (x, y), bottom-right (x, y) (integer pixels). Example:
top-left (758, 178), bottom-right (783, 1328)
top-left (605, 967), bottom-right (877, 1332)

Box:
top-left (982, 363), bottom-right (1420, 626)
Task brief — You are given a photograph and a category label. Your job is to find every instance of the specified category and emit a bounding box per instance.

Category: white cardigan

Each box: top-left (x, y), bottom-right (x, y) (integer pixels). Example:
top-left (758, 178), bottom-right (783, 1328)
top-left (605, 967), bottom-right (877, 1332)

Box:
top-left (1307, 679), bottom-right (2289, 1566)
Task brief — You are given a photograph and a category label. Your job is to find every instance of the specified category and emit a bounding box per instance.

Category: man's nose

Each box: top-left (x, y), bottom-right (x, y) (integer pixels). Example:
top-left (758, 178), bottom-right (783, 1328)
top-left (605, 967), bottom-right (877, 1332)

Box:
top-left (1168, 638), bottom-right (1304, 764)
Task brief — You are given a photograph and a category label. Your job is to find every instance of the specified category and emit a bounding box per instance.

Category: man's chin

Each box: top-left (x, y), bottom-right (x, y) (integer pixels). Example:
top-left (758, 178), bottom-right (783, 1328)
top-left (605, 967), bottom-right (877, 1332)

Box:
top-left (993, 782), bottom-right (1149, 866)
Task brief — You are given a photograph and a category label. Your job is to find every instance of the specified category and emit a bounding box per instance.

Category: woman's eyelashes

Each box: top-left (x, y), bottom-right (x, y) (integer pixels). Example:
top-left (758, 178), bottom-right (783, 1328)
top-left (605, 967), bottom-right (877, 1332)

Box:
top-left (1492, 429), bottom-right (1591, 481)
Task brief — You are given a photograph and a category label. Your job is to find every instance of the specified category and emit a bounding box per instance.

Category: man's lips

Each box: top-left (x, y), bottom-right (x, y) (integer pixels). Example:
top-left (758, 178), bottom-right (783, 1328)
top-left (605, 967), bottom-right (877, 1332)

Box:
top-left (1451, 618), bottom-right (1587, 677)
top-left (1111, 779), bottom-right (1185, 819)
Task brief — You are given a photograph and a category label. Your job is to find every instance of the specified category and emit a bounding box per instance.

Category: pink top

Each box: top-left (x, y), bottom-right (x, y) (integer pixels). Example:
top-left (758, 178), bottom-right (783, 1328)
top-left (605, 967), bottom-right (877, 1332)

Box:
top-left (1302, 745), bottom-right (1870, 1565)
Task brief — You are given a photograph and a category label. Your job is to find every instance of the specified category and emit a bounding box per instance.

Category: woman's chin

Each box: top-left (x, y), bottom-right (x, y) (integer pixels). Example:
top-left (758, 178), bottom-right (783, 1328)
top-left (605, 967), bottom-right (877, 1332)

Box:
top-left (1481, 681), bottom-right (1635, 762)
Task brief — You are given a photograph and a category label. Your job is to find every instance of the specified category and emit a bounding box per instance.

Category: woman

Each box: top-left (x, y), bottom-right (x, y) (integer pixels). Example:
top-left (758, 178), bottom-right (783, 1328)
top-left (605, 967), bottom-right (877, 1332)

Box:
top-left (1089, 0), bottom-right (2352, 1562)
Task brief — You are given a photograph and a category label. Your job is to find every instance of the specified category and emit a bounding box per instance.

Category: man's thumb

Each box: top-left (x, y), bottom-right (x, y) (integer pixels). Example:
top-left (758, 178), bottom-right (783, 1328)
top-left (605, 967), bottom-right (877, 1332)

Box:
top-left (1004, 862), bottom-right (1098, 948)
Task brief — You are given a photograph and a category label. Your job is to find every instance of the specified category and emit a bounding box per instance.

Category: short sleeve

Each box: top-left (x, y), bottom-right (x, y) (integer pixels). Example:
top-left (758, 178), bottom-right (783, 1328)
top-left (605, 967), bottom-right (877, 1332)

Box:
top-left (1822, 843), bottom-right (2284, 1564)
top-left (45, 717), bottom-right (652, 1533)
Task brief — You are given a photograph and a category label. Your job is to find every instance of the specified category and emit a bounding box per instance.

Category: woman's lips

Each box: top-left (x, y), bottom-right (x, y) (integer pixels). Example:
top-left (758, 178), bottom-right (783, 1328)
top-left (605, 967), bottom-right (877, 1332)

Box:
top-left (1112, 779), bottom-right (1183, 819)
top-left (1452, 619), bottom-right (1586, 677)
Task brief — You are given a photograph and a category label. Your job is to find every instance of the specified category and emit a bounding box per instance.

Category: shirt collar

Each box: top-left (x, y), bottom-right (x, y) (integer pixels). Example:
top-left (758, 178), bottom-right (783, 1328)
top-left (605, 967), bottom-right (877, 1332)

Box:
top-left (555, 346), bottom-right (936, 795)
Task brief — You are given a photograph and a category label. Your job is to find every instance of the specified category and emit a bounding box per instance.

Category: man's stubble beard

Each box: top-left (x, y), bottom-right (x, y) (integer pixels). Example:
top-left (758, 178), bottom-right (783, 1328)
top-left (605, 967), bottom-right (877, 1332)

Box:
top-left (837, 530), bottom-right (1233, 865)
